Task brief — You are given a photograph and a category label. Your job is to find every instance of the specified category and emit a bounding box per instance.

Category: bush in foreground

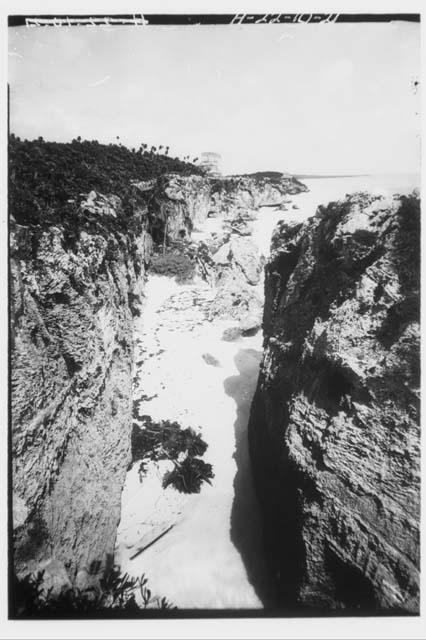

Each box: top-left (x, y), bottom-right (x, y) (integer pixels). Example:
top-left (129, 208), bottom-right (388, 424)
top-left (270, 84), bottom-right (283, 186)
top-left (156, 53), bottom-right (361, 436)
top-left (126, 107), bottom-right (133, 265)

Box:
top-left (13, 566), bottom-right (175, 618)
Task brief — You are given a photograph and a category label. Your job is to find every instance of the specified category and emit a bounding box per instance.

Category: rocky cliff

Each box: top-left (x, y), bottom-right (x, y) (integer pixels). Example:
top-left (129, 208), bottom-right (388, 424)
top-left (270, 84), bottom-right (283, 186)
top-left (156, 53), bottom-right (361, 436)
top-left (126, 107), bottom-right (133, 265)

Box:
top-left (248, 192), bottom-right (420, 613)
top-left (134, 174), bottom-right (212, 243)
top-left (10, 174), bottom-right (213, 589)
top-left (11, 188), bottom-right (147, 588)
top-left (10, 158), bottom-right (306, 593)
top-left (208, 174), bottom-right (307, 219)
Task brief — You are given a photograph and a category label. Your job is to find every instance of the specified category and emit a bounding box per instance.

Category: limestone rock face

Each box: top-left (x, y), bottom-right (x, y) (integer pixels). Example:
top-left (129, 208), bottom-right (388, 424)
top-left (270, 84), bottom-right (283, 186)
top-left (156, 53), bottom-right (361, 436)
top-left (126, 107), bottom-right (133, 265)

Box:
top-left (194, 174), bottom-right (307, 333)
top-left (209, 175), bottom-right (307, 219)
top-left (149, 172), bottom-right (307, 244)
top-left (153, 174), bottom-right (212, 241)
top-left (11, 191), bottom-right (151, 586)
top-left (213, 236), bottom-right (263, 287)
top-left (127, 174), bottom-right (212, 245)
top-left (208, 236), bottom-right (264, 329)
top-left (163, 174), bottom-right (212, 222)
top-left (248, 193), bottom-right (420, 613)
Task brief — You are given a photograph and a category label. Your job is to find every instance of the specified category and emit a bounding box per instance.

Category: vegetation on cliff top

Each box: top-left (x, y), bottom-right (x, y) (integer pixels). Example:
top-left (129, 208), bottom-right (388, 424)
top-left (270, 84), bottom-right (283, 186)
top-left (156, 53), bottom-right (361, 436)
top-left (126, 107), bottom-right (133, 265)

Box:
top-left (244, 171), bottom-right (289, 182)
top-left (9, 134), bottom-right (204, 226)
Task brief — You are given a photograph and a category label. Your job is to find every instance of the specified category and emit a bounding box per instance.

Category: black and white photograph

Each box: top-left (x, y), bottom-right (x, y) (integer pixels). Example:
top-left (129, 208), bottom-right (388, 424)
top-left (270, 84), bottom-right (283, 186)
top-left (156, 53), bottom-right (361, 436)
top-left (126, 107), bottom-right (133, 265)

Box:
top-left (4, 3), bottom-right (424, 636)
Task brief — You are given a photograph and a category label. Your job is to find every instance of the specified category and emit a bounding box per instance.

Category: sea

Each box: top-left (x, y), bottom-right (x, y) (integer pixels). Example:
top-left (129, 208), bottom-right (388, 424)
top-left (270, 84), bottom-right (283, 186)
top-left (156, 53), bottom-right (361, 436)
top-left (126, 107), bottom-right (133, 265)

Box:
top-left (252, 172), bottom-right (421, 258)
top-left (296, 172), bottom-right (420, 214)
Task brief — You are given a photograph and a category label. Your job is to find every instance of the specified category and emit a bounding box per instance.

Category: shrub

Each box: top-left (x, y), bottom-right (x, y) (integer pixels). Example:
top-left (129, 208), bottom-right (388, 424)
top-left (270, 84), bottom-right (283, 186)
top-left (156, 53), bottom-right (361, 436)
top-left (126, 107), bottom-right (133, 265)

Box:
top-left (12, 566), bottom-right (175, 618)
top-left (149, 252), bottom-right (195, 283)
top-left (131, 417), bottom-right (214, 493)
top-left (132, 417), bottom-right (207, 463)
top-left (162, 457), bottom-right (214, 494)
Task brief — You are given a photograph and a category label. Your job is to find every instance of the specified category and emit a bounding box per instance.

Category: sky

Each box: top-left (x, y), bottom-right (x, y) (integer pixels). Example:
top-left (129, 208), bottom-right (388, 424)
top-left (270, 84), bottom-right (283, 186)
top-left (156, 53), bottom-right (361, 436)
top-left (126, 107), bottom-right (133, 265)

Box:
top-left (8, 22), bottom-right (420, 175)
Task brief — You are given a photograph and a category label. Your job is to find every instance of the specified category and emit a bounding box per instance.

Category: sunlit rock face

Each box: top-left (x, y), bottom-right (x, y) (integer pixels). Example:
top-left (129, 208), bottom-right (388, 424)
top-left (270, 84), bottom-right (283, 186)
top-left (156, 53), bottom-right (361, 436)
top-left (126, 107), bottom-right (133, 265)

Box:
top-left (249, 192), bottom-right (420, 613)
top-left (208, 174), bottom-right (308, 219)
top-left (10, 191), bottom-right (152, 587)
top-left (148, 173), bottom-right (308, 242)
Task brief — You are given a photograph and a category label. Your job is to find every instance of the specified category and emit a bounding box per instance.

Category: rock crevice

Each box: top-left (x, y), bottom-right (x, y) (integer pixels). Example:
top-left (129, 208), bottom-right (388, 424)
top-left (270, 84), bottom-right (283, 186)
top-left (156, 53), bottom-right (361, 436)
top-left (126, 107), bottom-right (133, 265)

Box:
top-left (11, 169), bottom-right (306, 590)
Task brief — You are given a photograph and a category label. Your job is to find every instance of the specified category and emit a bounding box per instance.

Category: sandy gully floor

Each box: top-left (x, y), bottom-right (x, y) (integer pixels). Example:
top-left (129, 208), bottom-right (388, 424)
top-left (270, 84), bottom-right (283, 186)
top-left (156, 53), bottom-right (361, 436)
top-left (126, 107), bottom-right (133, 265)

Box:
top-left (115, 275), bottom-right (274, 609)
top-left (114, 198), bottom-right (312, 609)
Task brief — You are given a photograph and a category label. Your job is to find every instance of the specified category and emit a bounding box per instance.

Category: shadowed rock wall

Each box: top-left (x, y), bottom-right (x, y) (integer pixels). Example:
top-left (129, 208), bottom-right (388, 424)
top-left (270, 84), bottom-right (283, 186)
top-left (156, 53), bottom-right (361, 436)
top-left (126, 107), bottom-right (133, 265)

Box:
top-left (248, 192), bottom-right (420, 613)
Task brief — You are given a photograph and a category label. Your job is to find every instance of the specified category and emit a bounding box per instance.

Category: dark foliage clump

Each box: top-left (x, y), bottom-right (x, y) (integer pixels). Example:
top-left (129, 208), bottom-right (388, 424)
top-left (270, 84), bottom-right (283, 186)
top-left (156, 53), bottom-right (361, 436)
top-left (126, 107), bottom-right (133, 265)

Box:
top-left (131, 416), bottom-right (214, 493)
top-left (12, 566), bottom-right (175, 618)
top-left (163, 457), bottom-right (214, 494)
top-left (201, 353), bottom-right (221, 367)
top-left (245, 171), bottom-right (285, 182)
top-left (132, 416), bottom-right (207, 462)
top-left (149, 251), bottom-right (195, 283)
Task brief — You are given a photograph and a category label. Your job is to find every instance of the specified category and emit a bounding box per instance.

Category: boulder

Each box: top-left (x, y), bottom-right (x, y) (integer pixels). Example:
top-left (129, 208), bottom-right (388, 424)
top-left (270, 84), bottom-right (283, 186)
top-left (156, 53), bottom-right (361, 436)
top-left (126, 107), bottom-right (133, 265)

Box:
top-left (238, 312), bottom-right (262, 336)
top-left (212, 237), bottom-right (263, 287)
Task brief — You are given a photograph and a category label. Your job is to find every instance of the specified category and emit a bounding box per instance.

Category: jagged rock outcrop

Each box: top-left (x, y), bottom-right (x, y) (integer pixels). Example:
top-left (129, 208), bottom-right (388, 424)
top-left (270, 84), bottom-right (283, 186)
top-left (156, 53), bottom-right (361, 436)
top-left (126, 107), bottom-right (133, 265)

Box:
top-left (191, 176), bottom-right (306, 334)
top-left (147, 173), bottom-right (307, 245)
top-left (249, 192), bottom-right (420, 613)
top-left (162, 174), bottom-right (212, 226)
top-left (11, 189), bottom-right (153, 589)
top-left (205, 236), bottom-right (264, 333)
top-left (134, 174), bottom-right (212, 243)
top-left (209, 174), bottom-right (307, 219)
top-left (212, 236), bottom-right (263, 287)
